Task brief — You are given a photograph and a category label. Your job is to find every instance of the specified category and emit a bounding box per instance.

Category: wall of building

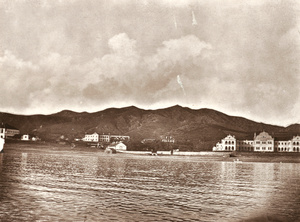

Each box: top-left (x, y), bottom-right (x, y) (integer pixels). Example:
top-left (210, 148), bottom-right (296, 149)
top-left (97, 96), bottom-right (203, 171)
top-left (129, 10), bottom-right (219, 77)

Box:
top-left (5, 128), bottom-right (20, 138)
top-left (83, 133), bottom-right (99, 142)
top-left (212, 135), bottom-right (236, 151)
top-left (276, 136), bottom-right (300, 152)
top-left (0, 127), bottom-right (5, 139)
top-left (237, 140), bottom-right (254, 151)
top-left (213, 132), bottom-right (300, 153)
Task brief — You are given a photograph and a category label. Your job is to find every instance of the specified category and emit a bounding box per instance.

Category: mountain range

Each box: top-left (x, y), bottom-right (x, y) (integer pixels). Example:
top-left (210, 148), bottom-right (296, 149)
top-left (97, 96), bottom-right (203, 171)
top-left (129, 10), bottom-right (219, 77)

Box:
top-left (0, 105), bottom-right (299, 151)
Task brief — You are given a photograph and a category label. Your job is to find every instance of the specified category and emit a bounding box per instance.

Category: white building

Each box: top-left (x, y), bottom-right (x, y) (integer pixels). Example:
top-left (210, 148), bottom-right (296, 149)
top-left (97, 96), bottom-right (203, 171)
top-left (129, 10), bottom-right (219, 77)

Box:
top-left (0, 125), bottom-right (5, 152)
top-left (0, 126), bottom-right (5, 139)
top-left (82, 132), bottom-right (99, 142)
top-left (99, 134), bottom-right (130, 143)
top-left (275, 140), bottom-right (291, 152)
top-left (21, 134), bottom-right (30, 141)
top-left (275, 135), bottom-right (300, 152)
top-left (237, 140), bottom-right (254, 152)
top-left (213, 132), bottom-right (299, 153)
top-left (213, 135), bottom-right (236, 151)
top-left (253, 131), bottom-right (274, 152)
top-left (291, 135), bottom-right (300, 152)
top-left (107, 142), bottom-right (127, 151)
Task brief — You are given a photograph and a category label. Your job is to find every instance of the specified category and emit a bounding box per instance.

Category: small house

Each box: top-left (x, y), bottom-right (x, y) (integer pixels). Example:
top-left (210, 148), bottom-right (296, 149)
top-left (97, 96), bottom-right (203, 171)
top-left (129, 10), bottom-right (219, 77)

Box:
top-left (21, 134), bottom-right (30, 141)
top-left (107, 142), bottom-right (127, 151)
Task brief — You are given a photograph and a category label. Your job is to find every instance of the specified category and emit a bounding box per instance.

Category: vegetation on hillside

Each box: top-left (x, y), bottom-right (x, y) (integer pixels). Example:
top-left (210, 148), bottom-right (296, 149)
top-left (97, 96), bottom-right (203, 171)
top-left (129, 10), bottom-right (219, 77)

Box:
top-left (0, 106), bottom-right (299, 151)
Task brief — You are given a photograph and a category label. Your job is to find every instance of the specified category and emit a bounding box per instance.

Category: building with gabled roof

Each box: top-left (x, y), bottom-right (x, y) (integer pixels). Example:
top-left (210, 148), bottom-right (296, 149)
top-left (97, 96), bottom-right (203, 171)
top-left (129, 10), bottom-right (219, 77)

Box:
top-left (82, 132), bottom-right (99, 142)
top-left (291, 135), bottom-right (300, 152)
top-left (212, 135), bottom-right (236, 151)
top-left (253, 131), bottom-right (274, 152)
top-left (107, 142), bottom-right (127, 151)
top-left (213, 131), bottom-right (300, 153)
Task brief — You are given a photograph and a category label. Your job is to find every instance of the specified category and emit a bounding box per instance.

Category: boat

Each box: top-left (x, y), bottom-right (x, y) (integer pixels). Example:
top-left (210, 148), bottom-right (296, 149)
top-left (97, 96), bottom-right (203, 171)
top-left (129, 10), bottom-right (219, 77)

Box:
top-left (229, 152), bottom-right (238, 157)
top-left (233, 158), bottom-right (242, 163)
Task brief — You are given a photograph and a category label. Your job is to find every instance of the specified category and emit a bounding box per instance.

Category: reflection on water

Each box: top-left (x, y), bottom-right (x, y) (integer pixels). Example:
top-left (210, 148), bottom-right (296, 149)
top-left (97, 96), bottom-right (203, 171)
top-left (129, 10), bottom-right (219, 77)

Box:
top-left (0, 151), bottom-right (299, 222)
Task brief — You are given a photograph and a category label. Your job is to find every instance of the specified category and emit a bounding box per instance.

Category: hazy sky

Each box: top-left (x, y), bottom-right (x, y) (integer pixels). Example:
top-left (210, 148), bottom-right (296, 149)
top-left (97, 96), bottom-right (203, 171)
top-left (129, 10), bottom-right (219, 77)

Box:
top-left (0, 0), bottom-right (299, 126)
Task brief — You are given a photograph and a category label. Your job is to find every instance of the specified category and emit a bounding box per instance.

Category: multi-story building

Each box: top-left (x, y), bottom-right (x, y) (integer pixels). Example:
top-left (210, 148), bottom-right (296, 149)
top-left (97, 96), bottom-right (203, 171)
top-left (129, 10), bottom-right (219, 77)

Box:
top-left (0, 125), bottom-right (5, 152)
top-left (213, 132), bottom-right (300, 153)
top-left (99, 134), bottom-right (130, 142)
top-left (99, 134), bottom-right (110, 142)
top-left (275, 135), bottom-right (300, 152)
top-left (291, 135), bottom-right (300, 152)
top-left (110, 135), bottom-right (130, 142)
top-left (237, 140), bottom-right (254, 151)
top-left (253, 131), bottom-right (274, 152)
top-left (275, 140), bottom-right (291, 152)
top-left (213, 135), bottom-right (236, 151)
top-left (3, 124), bottom-right (20, 138)
top-left (0, 125), bottom-right (5, 139)
top-left (85, 134), bottom-right (130, 143)
top-left (82, 132), bottom-right (99, 142)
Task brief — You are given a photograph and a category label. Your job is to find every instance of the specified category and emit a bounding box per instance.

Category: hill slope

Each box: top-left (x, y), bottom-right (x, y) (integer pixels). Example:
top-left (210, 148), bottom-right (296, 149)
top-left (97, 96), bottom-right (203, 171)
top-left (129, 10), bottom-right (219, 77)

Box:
top-left (0, 106), bottom-right (299, 150)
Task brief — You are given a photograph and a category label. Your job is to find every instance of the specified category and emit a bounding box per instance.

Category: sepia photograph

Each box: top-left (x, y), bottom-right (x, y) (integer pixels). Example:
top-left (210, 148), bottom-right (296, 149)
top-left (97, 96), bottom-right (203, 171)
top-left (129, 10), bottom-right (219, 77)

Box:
top-left (0, 0), bottom-right (299, 221)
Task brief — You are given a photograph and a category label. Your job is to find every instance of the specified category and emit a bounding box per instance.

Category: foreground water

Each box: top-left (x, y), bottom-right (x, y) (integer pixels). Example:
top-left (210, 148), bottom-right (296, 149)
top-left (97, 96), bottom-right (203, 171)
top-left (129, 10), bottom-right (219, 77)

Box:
top-left (0, 147), bottom-right (299, 221)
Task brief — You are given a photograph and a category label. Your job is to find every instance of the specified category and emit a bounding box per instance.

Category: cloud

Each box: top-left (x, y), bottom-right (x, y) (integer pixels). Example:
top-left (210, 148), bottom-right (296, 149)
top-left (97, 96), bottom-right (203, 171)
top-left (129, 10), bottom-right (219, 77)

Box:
top-left (0, 50), bottom-right (43, 108)
top-left (108, 33), bottom-right (137, 56)
top-left (0, 0), bottom-right (299, 126)
top-left (82, 34), bottom-right (212, 105)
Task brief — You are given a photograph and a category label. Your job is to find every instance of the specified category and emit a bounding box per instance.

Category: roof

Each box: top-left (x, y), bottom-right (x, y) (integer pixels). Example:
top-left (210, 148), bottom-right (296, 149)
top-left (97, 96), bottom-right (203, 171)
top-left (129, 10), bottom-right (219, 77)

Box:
top-left (292, 135), bottom-right (300, 141)
top-left (224, 135), bottom-right (236, 139)
top-left (85, 132), bottom-right (99, 135)
top-left (254, 131), bottom-right (273, 141)
top-left (107, 142), bottom-right (126, 148)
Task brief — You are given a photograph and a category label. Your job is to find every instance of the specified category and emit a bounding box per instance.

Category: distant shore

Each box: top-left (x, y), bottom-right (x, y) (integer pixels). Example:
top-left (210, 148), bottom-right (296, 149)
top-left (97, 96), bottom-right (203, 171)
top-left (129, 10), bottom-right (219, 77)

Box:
top-left (2, 141), bottom-right (300, 163)
top-left (117, 150), bottom-right (300, 163)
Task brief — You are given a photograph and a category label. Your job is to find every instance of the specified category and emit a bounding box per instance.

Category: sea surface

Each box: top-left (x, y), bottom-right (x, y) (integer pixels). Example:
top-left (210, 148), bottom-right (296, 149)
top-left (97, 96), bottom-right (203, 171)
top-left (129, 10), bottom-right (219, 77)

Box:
top-left (0, 146), bottom-right (299, 222)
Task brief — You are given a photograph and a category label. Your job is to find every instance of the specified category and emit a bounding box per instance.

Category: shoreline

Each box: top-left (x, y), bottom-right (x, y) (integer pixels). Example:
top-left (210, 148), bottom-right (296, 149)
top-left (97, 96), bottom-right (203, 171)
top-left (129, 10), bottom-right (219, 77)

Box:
top-left (2, 141), bottom-right (300, 163)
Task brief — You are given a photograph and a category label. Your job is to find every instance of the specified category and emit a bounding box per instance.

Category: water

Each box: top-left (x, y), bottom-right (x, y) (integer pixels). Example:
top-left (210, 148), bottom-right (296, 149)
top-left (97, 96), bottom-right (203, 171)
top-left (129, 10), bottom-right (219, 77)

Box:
top-left (0, 148), bottom-right (299, 222)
